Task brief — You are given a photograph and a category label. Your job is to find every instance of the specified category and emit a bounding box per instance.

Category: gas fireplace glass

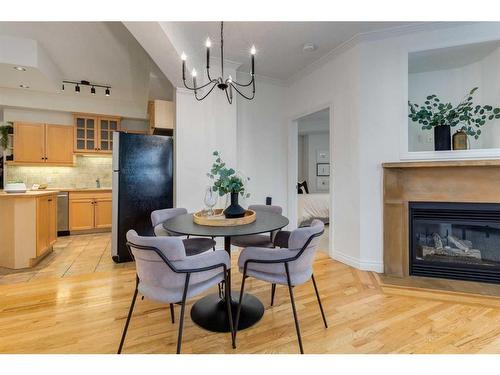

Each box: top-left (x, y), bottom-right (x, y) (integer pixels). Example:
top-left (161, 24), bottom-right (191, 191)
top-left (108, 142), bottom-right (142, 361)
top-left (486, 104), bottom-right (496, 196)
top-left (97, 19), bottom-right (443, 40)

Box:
top-left (409, 202), bottom-right (500, 284)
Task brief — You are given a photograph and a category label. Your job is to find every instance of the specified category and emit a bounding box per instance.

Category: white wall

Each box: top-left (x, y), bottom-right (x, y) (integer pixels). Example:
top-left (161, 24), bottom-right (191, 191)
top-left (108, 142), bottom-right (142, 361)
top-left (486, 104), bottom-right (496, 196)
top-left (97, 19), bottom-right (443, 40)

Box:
top-left (176, 84), bottom-right (237, 213)
top-left (2, 107), bottom-right (73, 125)
top-left (286, 45), bottom-right (362, 268)
top-left (298, 135), bottom-right (307, 182)
top-left (236, 76), bottom-right (288, 211)
top-left (355, 23), bottom-right (500, 272)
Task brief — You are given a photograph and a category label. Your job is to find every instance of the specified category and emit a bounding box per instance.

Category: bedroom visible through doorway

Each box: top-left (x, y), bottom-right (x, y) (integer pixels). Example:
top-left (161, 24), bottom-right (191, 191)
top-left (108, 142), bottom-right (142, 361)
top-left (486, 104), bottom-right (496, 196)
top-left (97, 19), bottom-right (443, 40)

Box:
top-left (297, 108), bottom-right (330, 253)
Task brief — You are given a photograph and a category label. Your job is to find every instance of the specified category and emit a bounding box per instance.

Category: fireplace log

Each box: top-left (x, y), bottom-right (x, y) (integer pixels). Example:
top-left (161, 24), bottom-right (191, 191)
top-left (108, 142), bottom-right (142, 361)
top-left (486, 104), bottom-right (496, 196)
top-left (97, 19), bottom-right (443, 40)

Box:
top-left (447, 235), bottom-right (472, 252)
top-left (421, 245), bottom-right (482, 260)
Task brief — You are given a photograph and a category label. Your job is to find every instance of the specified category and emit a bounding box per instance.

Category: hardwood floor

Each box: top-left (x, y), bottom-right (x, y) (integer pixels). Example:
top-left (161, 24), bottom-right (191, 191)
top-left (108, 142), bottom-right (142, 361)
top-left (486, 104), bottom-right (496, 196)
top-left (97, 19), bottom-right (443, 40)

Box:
top-left (1, 233), bottom-right (500, 354)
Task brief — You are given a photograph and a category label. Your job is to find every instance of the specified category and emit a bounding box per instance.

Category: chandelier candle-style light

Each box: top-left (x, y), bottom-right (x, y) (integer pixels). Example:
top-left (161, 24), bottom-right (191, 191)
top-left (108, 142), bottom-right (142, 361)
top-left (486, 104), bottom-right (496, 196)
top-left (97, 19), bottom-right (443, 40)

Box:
top-left (181, 21), bottom-right (256, 104)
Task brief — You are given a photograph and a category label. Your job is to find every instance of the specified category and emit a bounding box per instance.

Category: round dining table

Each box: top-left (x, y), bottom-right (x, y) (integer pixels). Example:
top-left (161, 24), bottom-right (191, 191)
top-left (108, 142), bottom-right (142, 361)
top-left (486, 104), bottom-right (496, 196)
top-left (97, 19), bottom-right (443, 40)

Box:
top-left (163, 211), bottom-right (289, 333)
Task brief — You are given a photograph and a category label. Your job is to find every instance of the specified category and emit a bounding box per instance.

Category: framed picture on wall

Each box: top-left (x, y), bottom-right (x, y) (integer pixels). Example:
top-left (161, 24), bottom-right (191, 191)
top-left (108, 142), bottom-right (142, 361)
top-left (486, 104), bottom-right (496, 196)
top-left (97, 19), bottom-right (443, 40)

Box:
top-left (316, 163), bottom-right (330, 176)
top-left (316, 150), bottom-right (329, 163)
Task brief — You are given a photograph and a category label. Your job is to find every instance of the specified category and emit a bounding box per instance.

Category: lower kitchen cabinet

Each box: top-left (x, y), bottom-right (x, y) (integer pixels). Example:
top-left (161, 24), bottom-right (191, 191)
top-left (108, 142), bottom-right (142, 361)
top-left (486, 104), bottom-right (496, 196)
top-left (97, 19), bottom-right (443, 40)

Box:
top-left (0, 191), bottom-right (58, 269)
top-left (36, 194), bottom-right (57, 257)
top-left (69, 191), bottom-right (112, 232)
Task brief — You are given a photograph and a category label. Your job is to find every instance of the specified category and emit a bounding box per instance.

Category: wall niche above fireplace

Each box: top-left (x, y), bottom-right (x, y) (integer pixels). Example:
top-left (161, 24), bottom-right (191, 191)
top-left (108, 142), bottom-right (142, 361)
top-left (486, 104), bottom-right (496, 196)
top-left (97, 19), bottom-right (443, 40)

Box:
top-left (409, 202), bottom-right (500, 284)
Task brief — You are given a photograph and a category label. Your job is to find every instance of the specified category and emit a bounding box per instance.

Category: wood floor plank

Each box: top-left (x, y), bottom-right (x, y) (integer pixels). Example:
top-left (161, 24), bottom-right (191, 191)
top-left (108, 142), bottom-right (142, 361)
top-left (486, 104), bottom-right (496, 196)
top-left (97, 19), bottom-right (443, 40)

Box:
top-left (1, 233), bottom-right (500, 353)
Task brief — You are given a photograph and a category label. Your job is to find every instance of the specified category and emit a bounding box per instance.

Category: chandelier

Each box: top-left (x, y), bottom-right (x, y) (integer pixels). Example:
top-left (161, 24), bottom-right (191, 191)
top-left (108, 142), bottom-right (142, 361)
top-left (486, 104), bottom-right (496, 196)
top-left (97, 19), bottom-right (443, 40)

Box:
top-left (181, 21), bottom-right (256, 104)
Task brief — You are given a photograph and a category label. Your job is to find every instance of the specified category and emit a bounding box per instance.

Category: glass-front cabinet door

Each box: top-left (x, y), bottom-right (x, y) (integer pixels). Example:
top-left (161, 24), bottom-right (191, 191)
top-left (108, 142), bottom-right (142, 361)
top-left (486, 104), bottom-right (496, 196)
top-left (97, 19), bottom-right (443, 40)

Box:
top-left (74, 115), bottom-right (97, 153)
top-left (98, 117), bottom-right (120, 153)
top-left (74, 114), bottom-right (120, 154)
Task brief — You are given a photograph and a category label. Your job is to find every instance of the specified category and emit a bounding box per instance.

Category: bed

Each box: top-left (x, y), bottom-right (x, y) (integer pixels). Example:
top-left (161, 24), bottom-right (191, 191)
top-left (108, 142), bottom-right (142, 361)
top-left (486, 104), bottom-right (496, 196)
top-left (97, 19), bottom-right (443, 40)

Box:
top-left (297, 193), bottom-right (330, 226)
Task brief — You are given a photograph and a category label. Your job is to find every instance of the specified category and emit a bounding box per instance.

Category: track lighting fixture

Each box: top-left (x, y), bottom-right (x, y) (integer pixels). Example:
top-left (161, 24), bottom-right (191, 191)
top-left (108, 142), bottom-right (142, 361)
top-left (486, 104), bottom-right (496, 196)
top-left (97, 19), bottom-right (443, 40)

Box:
top-left (62, 80), bottom-right (111, 96)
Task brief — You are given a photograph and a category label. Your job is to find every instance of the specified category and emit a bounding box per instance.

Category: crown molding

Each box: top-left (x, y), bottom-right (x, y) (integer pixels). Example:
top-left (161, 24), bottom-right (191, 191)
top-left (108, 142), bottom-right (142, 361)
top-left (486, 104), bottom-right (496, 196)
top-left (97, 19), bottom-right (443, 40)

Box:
top-left (286, 22), bottom-right (476, 86)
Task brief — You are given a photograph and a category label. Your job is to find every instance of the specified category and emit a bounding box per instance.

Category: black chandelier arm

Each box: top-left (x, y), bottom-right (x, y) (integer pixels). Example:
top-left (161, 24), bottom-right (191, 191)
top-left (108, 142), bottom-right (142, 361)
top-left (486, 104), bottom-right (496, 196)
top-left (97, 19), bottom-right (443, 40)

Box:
top-left (229, 82), bottom-right (255, 101)
top-left (183, 77), bottom-right (218, 91)
top-left (230, 75), bottom-right (255, 87)
top-left (194, 81), bottom-right (218, 101)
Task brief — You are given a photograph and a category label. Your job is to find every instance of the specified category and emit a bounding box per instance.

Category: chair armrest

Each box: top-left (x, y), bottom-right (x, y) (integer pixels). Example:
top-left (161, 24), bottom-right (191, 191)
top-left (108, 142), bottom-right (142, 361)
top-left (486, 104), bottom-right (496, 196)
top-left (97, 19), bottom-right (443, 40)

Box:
top-left (238, 247), bottom-right (299, 268)
top-left (174, 249), bottom-right (230, 274)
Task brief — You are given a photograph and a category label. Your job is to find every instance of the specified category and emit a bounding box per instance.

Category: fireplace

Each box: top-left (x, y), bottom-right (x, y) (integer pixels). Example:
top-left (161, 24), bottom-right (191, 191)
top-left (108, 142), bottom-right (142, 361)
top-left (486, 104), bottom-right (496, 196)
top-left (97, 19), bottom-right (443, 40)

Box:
top-left (409, 202), bottom-right (500, 284)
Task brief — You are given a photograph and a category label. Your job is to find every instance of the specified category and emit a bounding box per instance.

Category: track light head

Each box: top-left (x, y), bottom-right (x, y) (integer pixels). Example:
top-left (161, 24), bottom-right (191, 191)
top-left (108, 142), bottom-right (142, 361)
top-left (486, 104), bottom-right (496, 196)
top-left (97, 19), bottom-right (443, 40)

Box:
top-left (105, 87), bottom-right (110, 97)
top-left (91, 86), bottom-right (96, 95)
top-left (75, 85), bottom-right (80, 93)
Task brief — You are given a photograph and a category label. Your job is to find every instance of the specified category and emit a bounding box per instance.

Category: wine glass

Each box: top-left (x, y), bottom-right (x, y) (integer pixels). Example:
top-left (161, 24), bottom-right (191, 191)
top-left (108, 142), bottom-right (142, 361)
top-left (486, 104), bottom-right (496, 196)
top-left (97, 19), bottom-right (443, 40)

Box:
top-left (204, 186), bottom-right (218, 216)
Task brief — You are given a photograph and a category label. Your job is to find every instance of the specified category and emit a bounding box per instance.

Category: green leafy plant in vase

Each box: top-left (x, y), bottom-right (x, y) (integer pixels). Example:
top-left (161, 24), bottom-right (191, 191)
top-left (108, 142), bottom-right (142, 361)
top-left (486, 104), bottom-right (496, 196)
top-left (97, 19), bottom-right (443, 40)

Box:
top-left (207, 150), bottom-right (250, 218)
top-left (408, 87), bottom-right (500, 151)
top-left (0, 122), bottom-right (13, 152)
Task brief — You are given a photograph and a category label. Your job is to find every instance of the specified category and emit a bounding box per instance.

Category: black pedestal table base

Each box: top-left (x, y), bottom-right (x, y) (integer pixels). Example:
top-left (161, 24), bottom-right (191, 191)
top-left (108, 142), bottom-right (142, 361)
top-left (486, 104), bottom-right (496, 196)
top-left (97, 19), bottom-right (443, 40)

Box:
top-left (162, 213), bottom-right (289, 333)
top-left (190, 292), bottom-right (264, 332)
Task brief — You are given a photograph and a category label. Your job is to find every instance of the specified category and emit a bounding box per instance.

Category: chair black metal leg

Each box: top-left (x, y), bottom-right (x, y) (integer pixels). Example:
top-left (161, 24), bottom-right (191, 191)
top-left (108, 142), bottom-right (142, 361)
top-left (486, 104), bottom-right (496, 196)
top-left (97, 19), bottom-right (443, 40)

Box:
top-left (234, 268), bottom-right (247, 344)
top-left (270, 283), bottom-right (276, 306)
top-left (169, 303), bottom-right (175, 324)
top-left (311, 274), bottom-right (328, 328)
top-left (117, 280), bottom-right (139, 354)
top-left (285, 263), bottom-right (304, 354)
top-left (224, 270), bottom-right (236, 349)
top-left (176, 273), bottom-right (191, 354)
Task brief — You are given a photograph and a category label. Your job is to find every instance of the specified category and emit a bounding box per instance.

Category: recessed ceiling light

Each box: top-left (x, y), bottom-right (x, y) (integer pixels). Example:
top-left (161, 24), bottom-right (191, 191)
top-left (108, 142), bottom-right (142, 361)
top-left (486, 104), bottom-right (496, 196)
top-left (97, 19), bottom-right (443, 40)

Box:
top-left (303, 43), bottom-right (317, 52)
top-left (14, 66), bottom-right (27, 72)
top-left (19, 84), bottom-right (30, 89)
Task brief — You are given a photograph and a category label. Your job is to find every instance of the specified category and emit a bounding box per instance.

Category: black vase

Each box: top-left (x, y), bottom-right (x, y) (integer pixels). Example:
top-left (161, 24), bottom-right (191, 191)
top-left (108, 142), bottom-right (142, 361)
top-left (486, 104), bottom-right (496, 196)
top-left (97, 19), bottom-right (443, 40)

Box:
top-left (223, 192), bottom-right (246, 218)
top-left (434, 125), bottom-right (451, 151)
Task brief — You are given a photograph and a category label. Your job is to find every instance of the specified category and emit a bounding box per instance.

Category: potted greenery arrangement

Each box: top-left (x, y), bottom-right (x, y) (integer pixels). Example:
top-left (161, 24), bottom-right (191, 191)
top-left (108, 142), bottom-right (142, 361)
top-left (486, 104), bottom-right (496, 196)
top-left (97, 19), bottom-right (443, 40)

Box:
top-left (408, 87), bottom-right (500, 151)
top-left (0, 122), bottom-right (12, 152)
top-left (207, 150), bottom-right (250, 218)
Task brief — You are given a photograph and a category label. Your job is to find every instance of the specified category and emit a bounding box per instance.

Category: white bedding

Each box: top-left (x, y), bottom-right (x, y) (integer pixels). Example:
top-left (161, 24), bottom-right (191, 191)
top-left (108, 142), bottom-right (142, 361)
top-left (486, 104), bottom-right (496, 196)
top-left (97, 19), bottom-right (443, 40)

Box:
top-left (298, 193), bottom-right (329, 224)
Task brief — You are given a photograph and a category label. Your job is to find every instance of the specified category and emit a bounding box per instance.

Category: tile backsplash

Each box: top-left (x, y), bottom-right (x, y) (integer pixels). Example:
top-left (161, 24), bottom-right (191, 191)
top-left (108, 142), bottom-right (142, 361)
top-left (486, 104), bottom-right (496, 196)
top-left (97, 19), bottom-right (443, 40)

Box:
top-left (6, 156), bottom-right (112, 188)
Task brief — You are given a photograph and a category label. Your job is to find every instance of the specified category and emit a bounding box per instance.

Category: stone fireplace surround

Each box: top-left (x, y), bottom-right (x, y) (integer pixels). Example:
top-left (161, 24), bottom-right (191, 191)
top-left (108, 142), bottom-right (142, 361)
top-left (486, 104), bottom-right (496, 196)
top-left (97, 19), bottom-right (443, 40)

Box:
top-left (382, 159), bottom-right (500, 296)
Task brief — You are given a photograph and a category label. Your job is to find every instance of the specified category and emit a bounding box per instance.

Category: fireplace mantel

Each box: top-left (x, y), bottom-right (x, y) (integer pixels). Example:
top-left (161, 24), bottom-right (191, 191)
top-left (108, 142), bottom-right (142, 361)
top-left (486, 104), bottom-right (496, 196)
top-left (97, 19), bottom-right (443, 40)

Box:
top-left (382, 159), bottom-right (500, 295)
top-left (383, 159), bottom-right (500, 169)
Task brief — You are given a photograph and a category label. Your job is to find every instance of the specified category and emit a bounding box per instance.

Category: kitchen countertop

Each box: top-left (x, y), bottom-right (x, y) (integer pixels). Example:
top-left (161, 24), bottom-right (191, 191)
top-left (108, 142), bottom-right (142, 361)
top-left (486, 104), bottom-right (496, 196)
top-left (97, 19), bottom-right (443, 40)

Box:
top-left (46, 187), bottom-right (112, 192)
top-left (0, 190), bottom-right (59, 198)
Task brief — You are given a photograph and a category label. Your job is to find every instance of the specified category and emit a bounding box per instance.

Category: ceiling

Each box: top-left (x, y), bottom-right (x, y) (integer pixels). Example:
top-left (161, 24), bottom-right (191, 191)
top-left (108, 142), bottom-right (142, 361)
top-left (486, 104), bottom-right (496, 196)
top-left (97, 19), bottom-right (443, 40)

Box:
top-left (409, 39), bottom-right (500, 74)
top-left (0, 22), bottom-right (173, 103)
top-left (172, 21), bottom-right (420, 80)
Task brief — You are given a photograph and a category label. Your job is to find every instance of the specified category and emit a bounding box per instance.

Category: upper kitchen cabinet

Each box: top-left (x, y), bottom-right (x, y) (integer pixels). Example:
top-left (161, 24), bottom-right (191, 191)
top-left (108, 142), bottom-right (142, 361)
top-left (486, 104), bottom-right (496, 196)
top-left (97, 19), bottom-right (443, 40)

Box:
top-left (13, 122), bottom-right (74, 165)
top-left (148, 100), bottom-right (174, 134)
top-left (74, 114), bottom-right (121, 154)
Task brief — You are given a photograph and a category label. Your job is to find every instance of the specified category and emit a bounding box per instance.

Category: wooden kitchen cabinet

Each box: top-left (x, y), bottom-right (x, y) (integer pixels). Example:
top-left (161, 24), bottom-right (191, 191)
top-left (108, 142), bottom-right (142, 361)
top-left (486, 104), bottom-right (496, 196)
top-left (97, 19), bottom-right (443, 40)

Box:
top-left (45, 125), bottom-right (74, 164)
top-left (74, 114), bottom-right (120, 154)
top-left (94, 196), bottom-right (112, 228)
top-left (148, 100), bottom-right (174, 133)
top-left (69, 198), bottom-right (95, 230)
top-left (13, 122), bottom-right (74, 165)
top-left (13, 122), bottom-right (46, 163)
top-left (36, 194), bottom-right (57, 257)
top-left (69, 191), bottom-right (112, 232)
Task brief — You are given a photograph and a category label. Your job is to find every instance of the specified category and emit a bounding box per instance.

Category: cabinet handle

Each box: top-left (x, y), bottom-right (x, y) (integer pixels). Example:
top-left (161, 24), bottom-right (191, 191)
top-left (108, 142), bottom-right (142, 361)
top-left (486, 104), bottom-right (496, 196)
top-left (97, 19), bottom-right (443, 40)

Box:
top-left (48, 199), bottom-right (52, 202)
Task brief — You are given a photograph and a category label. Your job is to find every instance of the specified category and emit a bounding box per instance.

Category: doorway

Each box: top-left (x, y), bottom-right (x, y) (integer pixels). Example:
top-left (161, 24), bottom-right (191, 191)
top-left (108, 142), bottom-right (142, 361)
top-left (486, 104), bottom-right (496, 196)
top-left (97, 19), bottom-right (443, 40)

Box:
top-left (288, 106), bottom-right (332, 255)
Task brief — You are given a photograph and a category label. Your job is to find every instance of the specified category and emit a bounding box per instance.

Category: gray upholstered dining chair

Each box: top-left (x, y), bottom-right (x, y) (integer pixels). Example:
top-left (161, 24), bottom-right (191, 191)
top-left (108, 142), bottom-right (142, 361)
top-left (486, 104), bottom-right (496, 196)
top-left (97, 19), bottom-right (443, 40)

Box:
top-left (151, 208), bottom-right (218, 324)
top-left (231, 204), bottom-right (283, 248)
top-left (117, 230), bottom-right (235, 354)
top-left (234, 220), bottom-right (328, 354)
top-left (151, 208), bottom-right (216, 256)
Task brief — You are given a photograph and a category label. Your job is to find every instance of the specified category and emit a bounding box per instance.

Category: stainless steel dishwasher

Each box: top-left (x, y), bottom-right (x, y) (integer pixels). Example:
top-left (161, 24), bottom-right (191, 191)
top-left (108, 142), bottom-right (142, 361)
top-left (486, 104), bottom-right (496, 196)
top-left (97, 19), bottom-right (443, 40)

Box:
top-left (57, 191), bottom-right (70, 236)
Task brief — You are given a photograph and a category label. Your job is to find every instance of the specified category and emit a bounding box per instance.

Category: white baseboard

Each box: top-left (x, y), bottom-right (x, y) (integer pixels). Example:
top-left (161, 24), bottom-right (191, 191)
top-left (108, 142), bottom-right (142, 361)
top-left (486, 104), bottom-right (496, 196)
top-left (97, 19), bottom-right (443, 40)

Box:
top-left (331, 249), bottom-right (384, 273)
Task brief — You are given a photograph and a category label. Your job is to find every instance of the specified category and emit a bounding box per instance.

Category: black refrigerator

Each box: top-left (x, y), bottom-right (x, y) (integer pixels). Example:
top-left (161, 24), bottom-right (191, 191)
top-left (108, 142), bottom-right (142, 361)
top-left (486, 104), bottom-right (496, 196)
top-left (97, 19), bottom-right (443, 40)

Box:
top-left (111, 132), bottom-right (173, 263)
